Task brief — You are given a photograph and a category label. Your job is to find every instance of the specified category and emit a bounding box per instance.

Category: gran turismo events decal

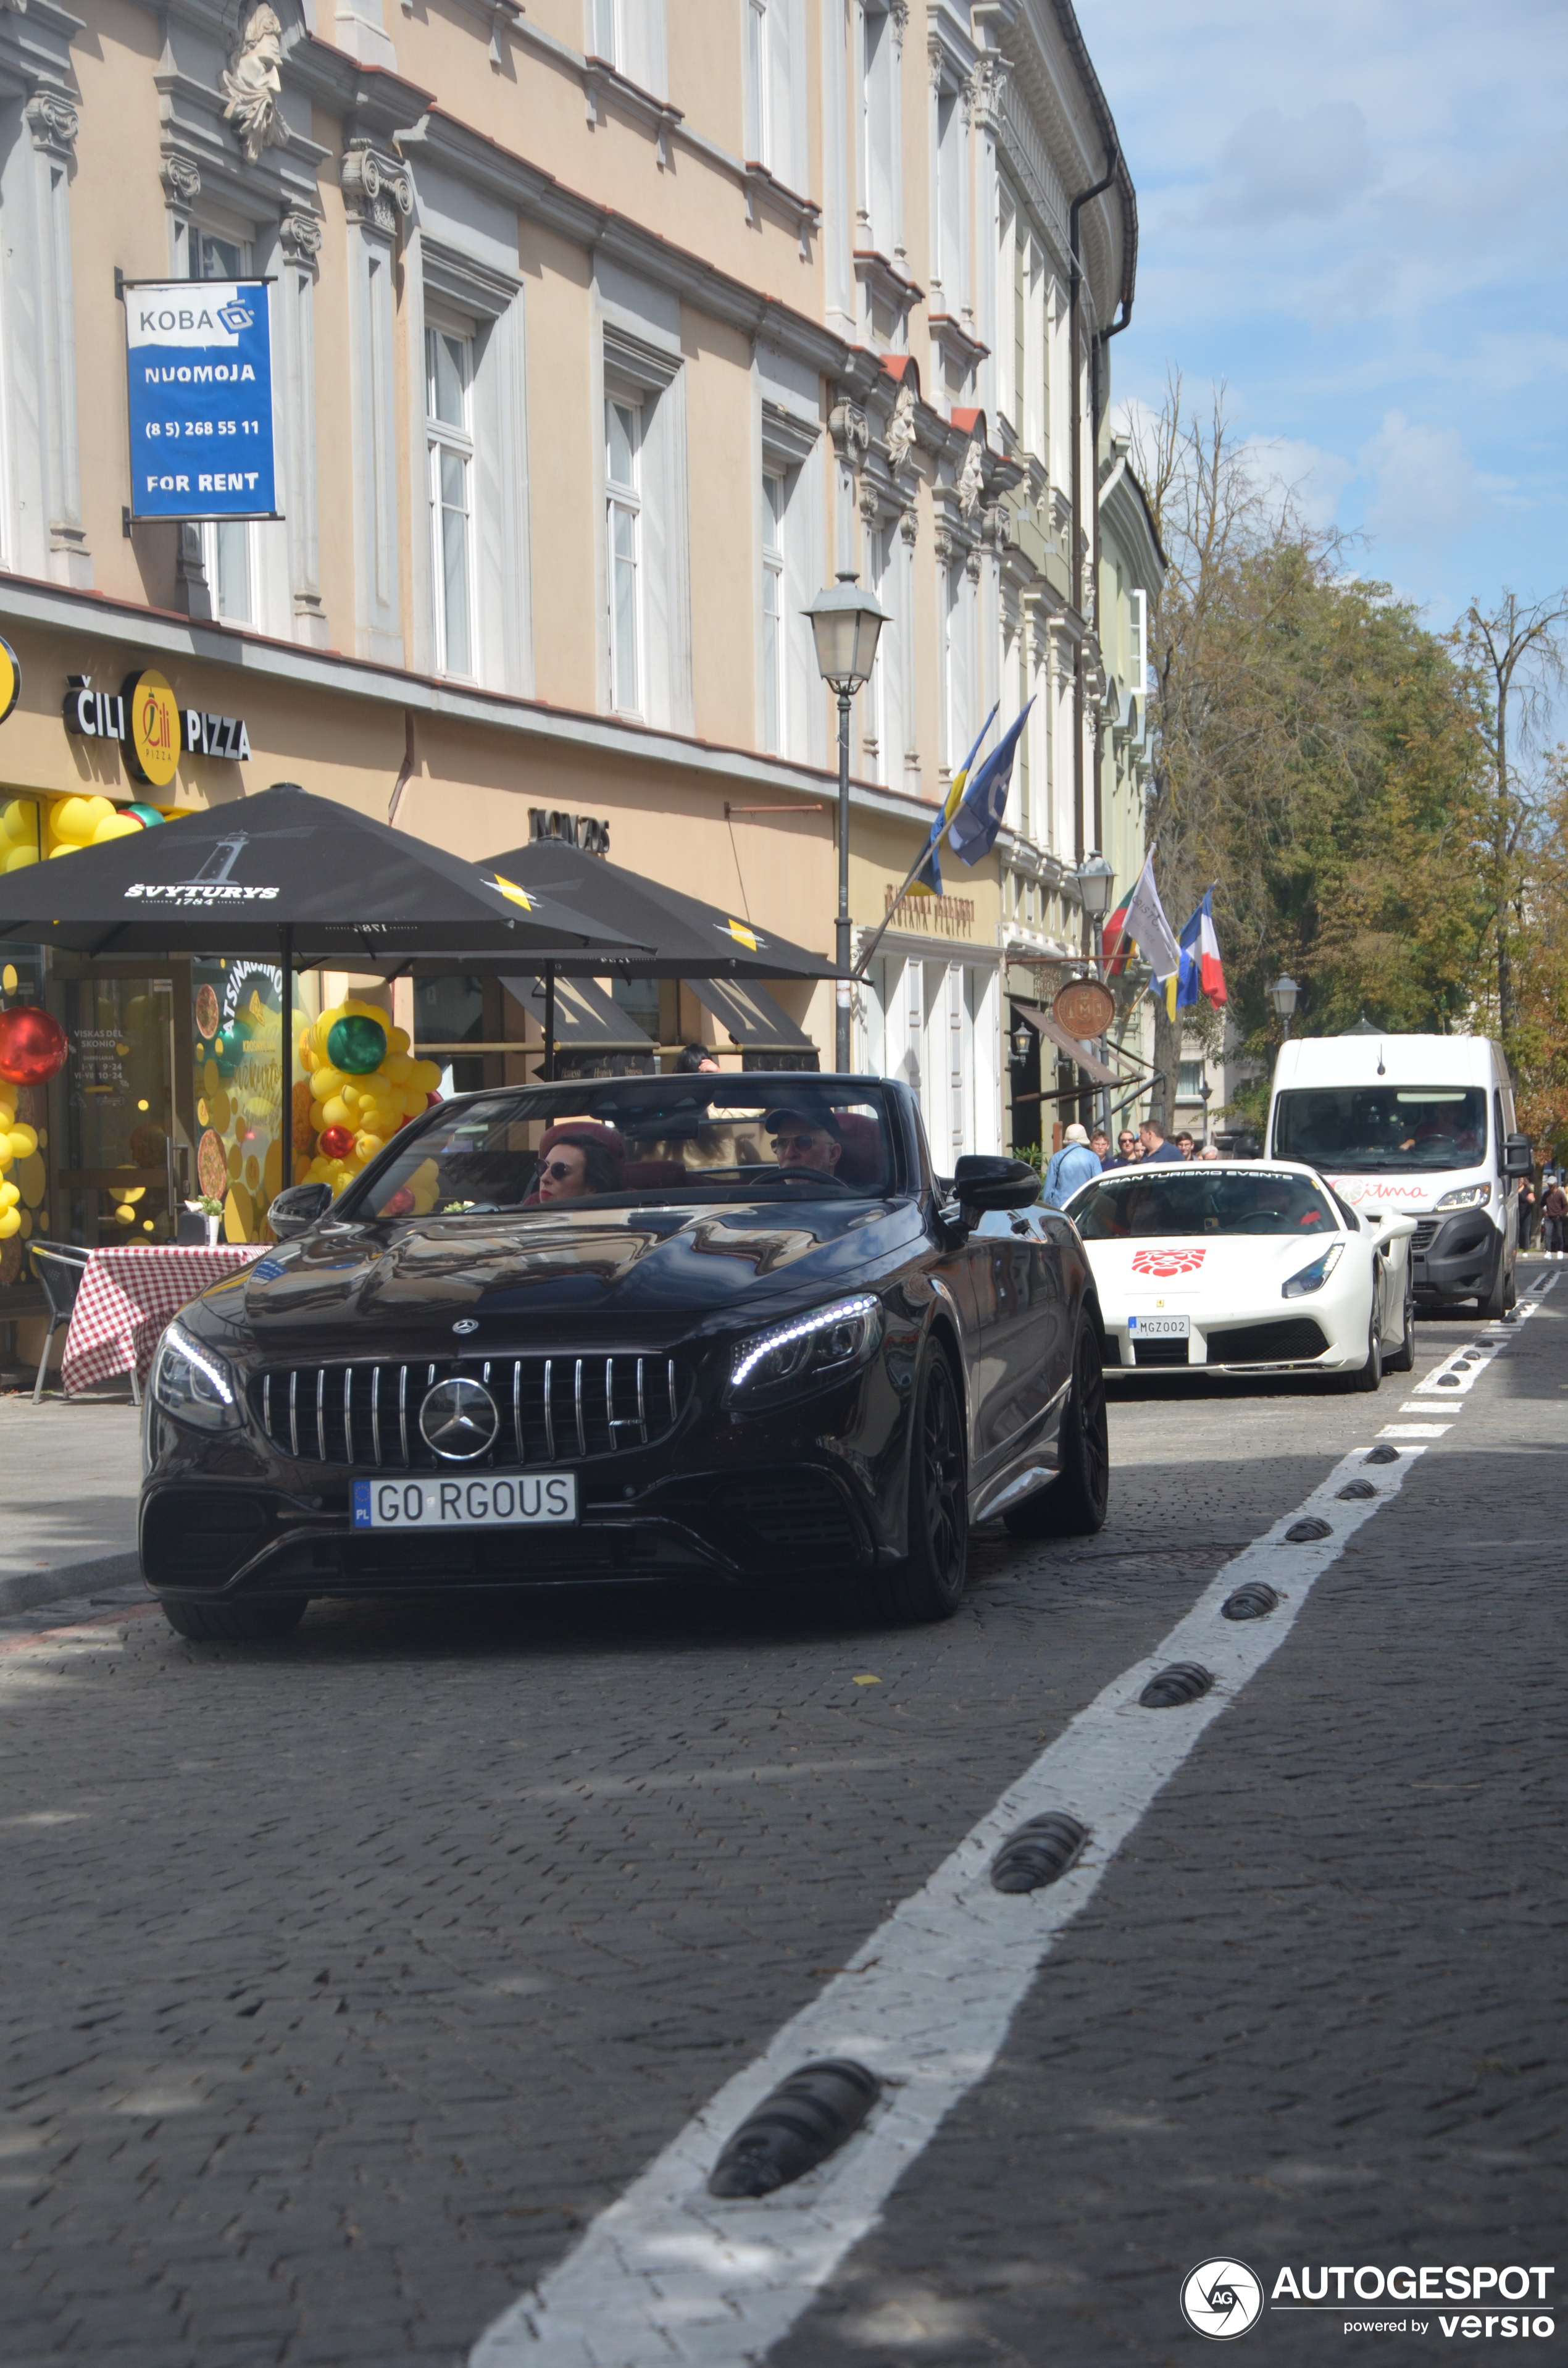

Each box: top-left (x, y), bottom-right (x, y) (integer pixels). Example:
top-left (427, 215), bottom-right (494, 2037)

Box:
top-left (1131, 1246), bottom-right (1208, 1278)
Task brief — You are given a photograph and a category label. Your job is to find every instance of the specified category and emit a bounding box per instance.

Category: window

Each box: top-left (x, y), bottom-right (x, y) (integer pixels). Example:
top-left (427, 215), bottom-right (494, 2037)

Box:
top-left (761, 470), bottom-right (784, 753)
top-left (744, 0), bottom-right (800, 184)
top-left (606, 392), bottom-right (643, 714)
top-left (861, 2), bottom-right (897, 253)
top-left (745, 0), bottom-right (767, 160)
top-left (193, 232), bottom-right (254, 624)
top-left (590, 0), bottom-right (618, 61)
top-left (935, 84), bottom-right (965, 309)
top-left (425, 326), bottom-right (475, 678)
top-left (1177, 1061), bottom-right (1206, 1101)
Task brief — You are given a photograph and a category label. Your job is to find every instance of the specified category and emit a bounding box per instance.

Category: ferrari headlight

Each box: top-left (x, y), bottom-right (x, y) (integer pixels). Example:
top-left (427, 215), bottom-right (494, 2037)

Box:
top-left (728, 1294), bottom-right (882, 1402)
top-left (151, 1321), bottom-right (241, 1429)
top-left (1282, 1240), bottom-right (1345, 1299)
top-left (1434, 1181), bottom-right (1490, 1211)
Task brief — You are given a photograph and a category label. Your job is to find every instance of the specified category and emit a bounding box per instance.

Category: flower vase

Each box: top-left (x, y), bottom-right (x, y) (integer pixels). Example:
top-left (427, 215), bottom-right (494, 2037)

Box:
top-left (205, 1214), bottom-right (222, 1249)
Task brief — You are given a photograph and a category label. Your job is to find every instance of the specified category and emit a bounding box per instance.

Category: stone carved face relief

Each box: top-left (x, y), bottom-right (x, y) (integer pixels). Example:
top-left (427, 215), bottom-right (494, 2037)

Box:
top-left (222, 2), bottom-right (289, 163)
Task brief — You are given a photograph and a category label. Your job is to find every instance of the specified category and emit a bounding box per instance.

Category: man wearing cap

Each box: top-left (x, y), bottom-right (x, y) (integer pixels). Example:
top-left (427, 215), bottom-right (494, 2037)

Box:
top-left (764, 1103), bottom-right (842, 1176)
top-left (1042, 1122), bottom-right (1101, 1209)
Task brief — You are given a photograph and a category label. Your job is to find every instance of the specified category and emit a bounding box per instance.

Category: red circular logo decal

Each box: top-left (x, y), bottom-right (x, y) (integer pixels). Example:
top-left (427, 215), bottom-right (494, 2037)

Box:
top-left (1131, 1247), bottom-right (1208, 1277)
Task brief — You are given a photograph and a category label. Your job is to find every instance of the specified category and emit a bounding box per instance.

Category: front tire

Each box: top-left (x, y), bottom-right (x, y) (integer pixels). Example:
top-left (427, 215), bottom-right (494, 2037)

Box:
top-left (1003, 1314), bottom-right (1111, 1539)
top-left (1480, 1245), bottom-right (1511, 1320)
top-left (1345, 1308), bottom-right (1384, 1393)
top-left (862, 1349), bottom-right (969, 1625)
top-left (161, 1596), bottom-right (306, 1642)
top-left (1385, 1261), bottom-right (1416, 1372)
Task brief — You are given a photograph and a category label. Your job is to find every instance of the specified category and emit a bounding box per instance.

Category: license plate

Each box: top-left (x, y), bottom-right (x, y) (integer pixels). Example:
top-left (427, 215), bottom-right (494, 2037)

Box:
top-left (1128, 1314), bottom-right (1190, 1339)
top-left (351, 1474), bottom-right (577, 1529)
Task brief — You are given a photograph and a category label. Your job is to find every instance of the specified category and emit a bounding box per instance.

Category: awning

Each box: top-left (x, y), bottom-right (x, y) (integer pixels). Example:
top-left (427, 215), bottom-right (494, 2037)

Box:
top-left (1013, 1001), bottom-right (1122, 1089)
top-left (503, 974), bottom-right (655, 1052)
top-left (684, 976), bottom-right (815, 1051)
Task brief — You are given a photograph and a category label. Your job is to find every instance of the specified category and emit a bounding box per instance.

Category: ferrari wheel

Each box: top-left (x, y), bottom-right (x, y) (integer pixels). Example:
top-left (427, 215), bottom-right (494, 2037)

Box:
top-left (864, 1350), bottom-right (969, 1625)
top-left (1385, 1263), bottom-right (1416, 1372)
top-left (1344, 1308), bottom-right (1383, 1394)
top-left (160, 1596), bottom-right (306, 1643)
top-left (1003, 1315), bottom-right (1111, 1539)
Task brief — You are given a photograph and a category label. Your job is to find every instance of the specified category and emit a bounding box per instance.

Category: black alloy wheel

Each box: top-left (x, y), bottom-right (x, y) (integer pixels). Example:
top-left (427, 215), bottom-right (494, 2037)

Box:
top-left (864, 1349), bottom-right (969, 1625)
top-left (1003, 1313), bottom-right (1111, 1539)
top-left (160, 1596), bottom-right (307, 1643)
top-left (1345, 1305), bottom-right (1384, 1394)
top-left (1385, 1260), bottom-right (1416, 1372)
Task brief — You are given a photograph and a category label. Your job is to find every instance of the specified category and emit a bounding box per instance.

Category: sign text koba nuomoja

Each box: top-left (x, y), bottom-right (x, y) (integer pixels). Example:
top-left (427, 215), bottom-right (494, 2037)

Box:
top-left (122, 280), bottom-right (278, 524)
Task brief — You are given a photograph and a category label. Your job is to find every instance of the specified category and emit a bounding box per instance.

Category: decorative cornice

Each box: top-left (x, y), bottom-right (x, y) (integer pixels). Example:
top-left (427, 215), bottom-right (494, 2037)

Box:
top-left (279, 204), bottom-right (323, 264)
top-left (341, 137), bottom-right (413, 236)
top-left (158, 151), bottom-right (200, 211)
top-left (583, 52), bottom-right (683, 171)
top-left (25, 86), bottom-right (76, 153)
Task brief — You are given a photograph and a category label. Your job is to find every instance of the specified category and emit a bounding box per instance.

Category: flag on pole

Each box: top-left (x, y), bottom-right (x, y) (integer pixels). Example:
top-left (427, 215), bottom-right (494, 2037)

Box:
top-left (1119, 855), bottom-right (1182, 1013)
top-left (907, 702), bottom-right (998, 896)
top-left (1102, 899), bottom-right (1132, 977)
top-left (948, 700), bottom-right (1035, 865)
top-left (1175, 890), bottom-right (1228, 1010)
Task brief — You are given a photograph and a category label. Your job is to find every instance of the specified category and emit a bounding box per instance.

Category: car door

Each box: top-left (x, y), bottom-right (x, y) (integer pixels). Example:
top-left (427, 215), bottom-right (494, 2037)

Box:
top-left (969, 1204), bottom-right (1071, 1481)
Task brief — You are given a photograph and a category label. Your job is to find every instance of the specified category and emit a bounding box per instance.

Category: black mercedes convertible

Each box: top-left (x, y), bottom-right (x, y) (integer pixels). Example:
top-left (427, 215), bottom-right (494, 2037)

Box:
top-left (140, 1073), bottom-right (1110, 1639)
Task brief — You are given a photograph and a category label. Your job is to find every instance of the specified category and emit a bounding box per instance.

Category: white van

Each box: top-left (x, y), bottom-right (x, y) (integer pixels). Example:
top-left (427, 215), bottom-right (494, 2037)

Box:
top-left (1266, 1032), bottom-right (1532, 1318)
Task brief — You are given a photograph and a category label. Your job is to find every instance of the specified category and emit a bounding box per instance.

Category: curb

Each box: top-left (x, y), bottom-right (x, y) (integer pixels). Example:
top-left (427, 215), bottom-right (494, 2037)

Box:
top-left (0, 1551), bottom-right (143, 1615)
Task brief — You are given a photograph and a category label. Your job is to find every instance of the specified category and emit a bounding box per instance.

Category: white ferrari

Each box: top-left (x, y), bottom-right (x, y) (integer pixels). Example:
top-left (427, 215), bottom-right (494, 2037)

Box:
top-left (1062, 1158), bottom-right (1417, 1389)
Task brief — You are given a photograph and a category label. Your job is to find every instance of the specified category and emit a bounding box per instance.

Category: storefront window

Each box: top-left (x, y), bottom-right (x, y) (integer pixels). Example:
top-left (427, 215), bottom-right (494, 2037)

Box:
top-left (193, 959), bottom-right (317, 1240)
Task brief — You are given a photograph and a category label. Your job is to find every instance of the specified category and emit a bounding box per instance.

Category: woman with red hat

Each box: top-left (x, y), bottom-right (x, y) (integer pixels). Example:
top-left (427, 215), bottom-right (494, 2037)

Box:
top-left (531, 1120), bottom-right (625, 1202)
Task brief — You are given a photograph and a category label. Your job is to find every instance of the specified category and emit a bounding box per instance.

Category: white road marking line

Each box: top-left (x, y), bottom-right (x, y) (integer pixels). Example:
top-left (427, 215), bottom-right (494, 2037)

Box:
top-left (1380, 1422), bottom-right (1452, 1437)
top-left (470, 1297), bottom-right (1549, 2368)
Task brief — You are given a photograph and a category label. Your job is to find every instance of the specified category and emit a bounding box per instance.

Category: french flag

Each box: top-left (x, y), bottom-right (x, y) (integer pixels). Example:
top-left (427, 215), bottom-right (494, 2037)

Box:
top-left (1177, 889), bottom-right (1227, 1008)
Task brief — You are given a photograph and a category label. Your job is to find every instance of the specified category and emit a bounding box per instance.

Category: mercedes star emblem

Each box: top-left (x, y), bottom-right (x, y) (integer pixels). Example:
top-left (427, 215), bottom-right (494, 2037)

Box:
top-left (451, 1318), bottom-right (479, 1335)
top-left (419, 1376), bottom-right (499, 1461)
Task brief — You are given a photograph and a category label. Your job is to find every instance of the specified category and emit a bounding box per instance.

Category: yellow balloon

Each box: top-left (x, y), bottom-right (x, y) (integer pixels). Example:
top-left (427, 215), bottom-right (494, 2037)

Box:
top-left (355, 1131), bottom-right (385, 1160)
top-left (94, 812), bottom-right (143, 843)
top-left (410, 1060), bottom-right (443, 1094)
top-left (1, 797), bottom-right (34, 843)
top-left (0, 1207), bottom-right (19, 1239)
top-left (0, 1179), bottom-right (18, 1210)
top-left (51, 793), bottom-right (115, 845)
top-left (0, 1145), bottom-right (12, 1174)
top-left (7, 1124), bottom-right (38, 1160)
top-left (311, 1065), bottom-right (346, 1103)
top-left (383, 1053), bottom-right (414, 1086)
top-left (388, 1026), bottom-right (411, 1056)
top-left (5, 843), bottom-right (38, 872)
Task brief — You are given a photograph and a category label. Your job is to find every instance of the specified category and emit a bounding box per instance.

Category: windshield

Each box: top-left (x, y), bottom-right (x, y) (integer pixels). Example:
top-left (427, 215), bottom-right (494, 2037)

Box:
top-left (1069, 1168), bottom-right (1340, 1240)
top-left (339, 1079), bottom-right (898, 1218)
top-left (1272, 1086), bottom-right (1487, 1173)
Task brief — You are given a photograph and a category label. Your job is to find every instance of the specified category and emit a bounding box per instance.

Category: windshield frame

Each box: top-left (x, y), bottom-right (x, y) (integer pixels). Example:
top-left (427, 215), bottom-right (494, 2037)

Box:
top-left (1270, 1084), bottom-right (1490, 1174)
top-left (332, 1076), bottom-right (910, 1221)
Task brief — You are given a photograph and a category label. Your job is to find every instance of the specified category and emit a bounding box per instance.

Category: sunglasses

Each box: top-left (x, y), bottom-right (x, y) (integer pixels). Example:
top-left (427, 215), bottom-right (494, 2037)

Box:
top-left (540, 1158), bottom-right (580, 1181)
top-left (772, 1132), bottom-right (827, 1154)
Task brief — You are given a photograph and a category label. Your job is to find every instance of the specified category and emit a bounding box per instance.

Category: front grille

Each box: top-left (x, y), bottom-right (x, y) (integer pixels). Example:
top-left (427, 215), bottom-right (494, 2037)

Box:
top-left (1206, 1318), bottom-right (1328, 1364)
top-left (1412, 1220), bottom-right (1438, 1252)
top-left (1133, 1337), bottom-right (1190, 1366)
top-left (254, 1355), bottom-right (685, 1468)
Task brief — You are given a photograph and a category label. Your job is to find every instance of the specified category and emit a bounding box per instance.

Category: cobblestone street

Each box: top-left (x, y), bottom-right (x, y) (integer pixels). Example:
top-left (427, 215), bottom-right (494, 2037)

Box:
top-left (2, 1278), bottom-right (1562, 2367)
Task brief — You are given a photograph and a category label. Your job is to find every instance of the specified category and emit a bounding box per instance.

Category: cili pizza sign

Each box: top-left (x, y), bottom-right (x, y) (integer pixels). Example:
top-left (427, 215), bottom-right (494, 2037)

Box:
top-left (122, 278), bottom-right (279, 522)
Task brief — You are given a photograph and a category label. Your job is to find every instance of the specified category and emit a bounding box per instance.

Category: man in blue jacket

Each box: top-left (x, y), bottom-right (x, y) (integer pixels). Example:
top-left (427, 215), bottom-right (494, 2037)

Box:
top-left (1043, 1122), bottom-right (1102, 1207)
top-left (1138, 1116), bottom-right (1185, 1165)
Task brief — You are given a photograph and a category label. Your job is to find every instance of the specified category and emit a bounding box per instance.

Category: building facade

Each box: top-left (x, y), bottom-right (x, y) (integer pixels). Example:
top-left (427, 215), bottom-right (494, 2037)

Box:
top-left (0, 0), bottom-right (1146, 1357)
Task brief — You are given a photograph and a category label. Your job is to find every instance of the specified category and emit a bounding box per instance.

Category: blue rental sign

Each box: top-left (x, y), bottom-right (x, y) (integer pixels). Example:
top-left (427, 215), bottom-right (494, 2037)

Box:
top-left (123, 278), bottom-right (279, 522)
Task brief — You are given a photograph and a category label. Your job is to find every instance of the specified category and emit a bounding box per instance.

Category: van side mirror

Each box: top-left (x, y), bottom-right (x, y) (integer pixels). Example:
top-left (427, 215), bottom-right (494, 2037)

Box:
top-left (954, 1155), bottom-right (1042, 1213)
top-left (1504, 1134), bottom-right (1533, 1178)
top-left (267, 1181), bottom-right (332, 1239)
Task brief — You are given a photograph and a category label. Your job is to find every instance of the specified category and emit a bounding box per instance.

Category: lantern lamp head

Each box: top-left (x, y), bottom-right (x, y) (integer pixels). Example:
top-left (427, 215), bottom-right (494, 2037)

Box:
top-left (804, 572), bottom-right (890, 695)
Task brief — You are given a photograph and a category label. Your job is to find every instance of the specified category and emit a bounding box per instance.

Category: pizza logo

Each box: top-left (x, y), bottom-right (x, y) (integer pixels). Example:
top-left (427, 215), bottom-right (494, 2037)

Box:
top-left (1131, 1247), bottom-right (1207, 1277)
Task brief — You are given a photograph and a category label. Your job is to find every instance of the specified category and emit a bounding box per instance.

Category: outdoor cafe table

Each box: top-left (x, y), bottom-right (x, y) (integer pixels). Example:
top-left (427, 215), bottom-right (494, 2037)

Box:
top-left (60, 1244), bottom-right (262, 1397)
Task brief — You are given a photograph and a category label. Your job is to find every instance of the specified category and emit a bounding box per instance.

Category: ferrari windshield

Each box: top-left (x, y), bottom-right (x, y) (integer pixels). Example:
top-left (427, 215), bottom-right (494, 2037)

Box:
top-left (1068, 1168), bottom-right (1340, 1240)
top-left (340, 1079), bottom-right (898, 1216)
top-left (1272, 1086), bottom-right (1487, 1172)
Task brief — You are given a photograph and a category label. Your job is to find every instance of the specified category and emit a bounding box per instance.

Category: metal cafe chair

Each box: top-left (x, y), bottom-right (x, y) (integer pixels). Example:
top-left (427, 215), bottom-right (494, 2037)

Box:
top-left (27, 1242), bottom-right (95, 1406)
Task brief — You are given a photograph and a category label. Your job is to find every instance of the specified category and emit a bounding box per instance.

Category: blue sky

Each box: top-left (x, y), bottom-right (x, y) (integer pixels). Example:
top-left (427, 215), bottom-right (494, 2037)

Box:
top-left (1077, 0), bottom-right (1568, 632)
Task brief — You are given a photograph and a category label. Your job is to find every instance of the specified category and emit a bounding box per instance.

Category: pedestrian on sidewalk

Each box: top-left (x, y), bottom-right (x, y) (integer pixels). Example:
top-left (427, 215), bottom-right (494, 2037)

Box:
top-left (1138, 1117), bottom-right (1185, 1165)
top-left (1090, 1128), bottom-right (1112, 1169)
top-left (1516, 1174), bottom-right (1536, 1251)
top-left (1541, 1176), bottom-right (1568, 1257)
top-left (1043, 1123), bottom-right (1101, 1208)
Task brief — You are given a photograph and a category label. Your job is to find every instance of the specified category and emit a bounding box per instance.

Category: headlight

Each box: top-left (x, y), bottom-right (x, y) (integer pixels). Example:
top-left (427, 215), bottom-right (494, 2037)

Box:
top-left (151, 1321), bottom-right (241, 1429)
top-left (1282, 1240), bottom-right (1345, 1299)
top-left (727, 1294), bottom-right (882, 1402)
top-left (1434, 1181), bottom-right (1490, 1211)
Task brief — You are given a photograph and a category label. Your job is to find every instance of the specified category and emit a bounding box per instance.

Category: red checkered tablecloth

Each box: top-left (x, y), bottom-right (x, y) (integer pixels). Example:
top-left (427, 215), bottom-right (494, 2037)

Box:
top-left (60, 1245), bottom-right (262, 1395)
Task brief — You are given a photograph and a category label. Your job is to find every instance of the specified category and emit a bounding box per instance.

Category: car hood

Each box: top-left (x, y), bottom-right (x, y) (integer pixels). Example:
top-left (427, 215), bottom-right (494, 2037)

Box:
top-left (1083, 1233), bottom-right (1349, 1299)
top-left (191, 1197), bottom-right (928, 1353)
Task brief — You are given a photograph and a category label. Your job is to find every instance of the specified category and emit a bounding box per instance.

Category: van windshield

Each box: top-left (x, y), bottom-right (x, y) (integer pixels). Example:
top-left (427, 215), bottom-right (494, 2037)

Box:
top-left (1273, 1086), bottom-right (1487, 1173)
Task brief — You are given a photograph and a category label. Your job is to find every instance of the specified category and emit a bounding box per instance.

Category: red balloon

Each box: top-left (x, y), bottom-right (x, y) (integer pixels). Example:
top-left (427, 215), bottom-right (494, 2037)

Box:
top-left (425, 1090), bottom-right (443, 1107)
top-left (0, 1005), bottom-right (68, 1087)
top-left (318, 1124), bottom-right (355, 1160)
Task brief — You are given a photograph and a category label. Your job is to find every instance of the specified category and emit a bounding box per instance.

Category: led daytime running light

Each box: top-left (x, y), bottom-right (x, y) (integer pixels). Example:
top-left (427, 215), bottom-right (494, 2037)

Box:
top-left (1282, 1240), bottom-right (1344, 1299)
top-left (730, 1294), bottom-right (880, 1392)
top-left (161, 1321), bottom-right (235, 1405)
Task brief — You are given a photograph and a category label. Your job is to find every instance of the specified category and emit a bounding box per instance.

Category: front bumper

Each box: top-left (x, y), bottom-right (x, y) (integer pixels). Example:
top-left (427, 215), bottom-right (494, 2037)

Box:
top-left (1099, 1298), bottom-right (1361, 1375)
top-left (1409, 1211), bottom-right (1502, 1302)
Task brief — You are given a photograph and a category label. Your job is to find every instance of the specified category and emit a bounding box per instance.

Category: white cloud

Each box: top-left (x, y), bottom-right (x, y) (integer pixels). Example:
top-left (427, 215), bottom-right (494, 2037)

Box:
top-left (1207, 101), bottom-right (1378, 224)
top-left (1238, 435), bottom-right (1355, 532)
top-left (1357, 412), bottom-right (1477, 550)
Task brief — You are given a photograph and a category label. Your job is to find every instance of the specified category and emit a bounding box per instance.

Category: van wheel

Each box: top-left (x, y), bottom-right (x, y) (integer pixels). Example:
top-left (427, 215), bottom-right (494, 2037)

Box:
top-left (1480, 1255), bottom-right (1510, 1320)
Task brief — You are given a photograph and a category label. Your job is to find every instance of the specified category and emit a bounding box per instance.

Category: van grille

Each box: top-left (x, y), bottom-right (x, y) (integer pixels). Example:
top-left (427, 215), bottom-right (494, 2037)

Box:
top-left (1412, 1220), bottom-right (1438, 1252)
top-left (254, 1356), bottom-right (684, 1468)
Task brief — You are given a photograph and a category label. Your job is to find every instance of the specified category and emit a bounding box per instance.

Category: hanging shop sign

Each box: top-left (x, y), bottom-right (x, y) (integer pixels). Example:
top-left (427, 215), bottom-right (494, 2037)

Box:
top-left (122, 278), bottom-right (279, 523)
top-left (0, 637), bottom-right (19, 727)
top-left (65, 671), bottom-right (252, 778)
top-left (528, 807), bottom-right (611, 856)
top-left (1053, 977), bottom-right (1116, 1040)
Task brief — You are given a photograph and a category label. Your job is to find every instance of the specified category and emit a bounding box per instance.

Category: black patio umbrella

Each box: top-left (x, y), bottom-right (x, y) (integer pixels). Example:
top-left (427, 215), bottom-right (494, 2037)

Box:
top-left (478, 835), bottom-right (838, 1078)
top-left (0, 783), bottom-right (648, 1188)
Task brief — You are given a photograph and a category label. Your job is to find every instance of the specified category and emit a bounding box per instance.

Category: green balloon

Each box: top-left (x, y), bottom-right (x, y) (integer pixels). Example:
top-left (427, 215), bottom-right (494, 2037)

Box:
top-left (327, 1014), bottom-right (388, 1075)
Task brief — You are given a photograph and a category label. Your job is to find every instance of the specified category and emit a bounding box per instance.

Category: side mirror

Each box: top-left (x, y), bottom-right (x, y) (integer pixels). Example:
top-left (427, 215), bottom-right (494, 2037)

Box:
top-left (267, 1181), bottom-right (332, 1240)
top-left (954, 1154), bottom-right (1041, 1213)
top-left (1504, 1134), bottom-right (1533, 1178)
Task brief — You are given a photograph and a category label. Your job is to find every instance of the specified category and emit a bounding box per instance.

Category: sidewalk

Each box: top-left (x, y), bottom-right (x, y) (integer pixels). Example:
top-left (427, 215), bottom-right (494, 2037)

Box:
top-left (0, 1394), bottom-right (144, 1613)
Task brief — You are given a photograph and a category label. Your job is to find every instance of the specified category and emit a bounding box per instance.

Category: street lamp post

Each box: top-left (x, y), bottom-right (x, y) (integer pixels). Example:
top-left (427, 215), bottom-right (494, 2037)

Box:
top-left (1075, 851), bottom-right (1116, 1129)
top-left (804, 572), bottom-right (890, 1071)
top-left (1270, 973), bottom-right (1300, 1040)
